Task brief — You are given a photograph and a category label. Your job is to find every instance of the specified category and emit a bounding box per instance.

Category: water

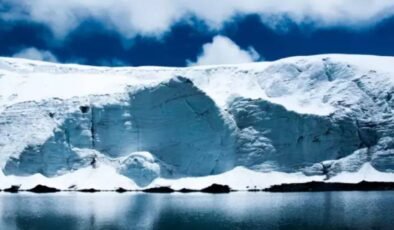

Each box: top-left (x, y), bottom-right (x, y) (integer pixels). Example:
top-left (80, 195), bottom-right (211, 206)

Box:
top-left (0, 191), bottom-right (393, 230)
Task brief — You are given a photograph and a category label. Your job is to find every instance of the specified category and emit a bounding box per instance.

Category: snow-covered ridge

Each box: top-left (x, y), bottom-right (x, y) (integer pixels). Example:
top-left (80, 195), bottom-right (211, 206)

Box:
top-left (2, 54), bottom-right (393, 115)
top-left (0, 54), bottom-right (393, 190)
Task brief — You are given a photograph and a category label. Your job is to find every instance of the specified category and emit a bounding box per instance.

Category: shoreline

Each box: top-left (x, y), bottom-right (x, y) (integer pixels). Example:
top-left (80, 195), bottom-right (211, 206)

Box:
top-left (2, 181), bottom-right (394, 194)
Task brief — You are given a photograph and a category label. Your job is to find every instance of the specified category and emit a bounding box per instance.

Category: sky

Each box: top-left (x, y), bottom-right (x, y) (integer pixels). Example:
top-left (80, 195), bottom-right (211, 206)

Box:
top-left (1, 0), bottom-right (394, 67)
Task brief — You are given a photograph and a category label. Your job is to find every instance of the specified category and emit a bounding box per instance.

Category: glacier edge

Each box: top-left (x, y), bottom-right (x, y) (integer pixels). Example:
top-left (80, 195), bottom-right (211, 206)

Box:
top-left (0, 54), bottom-right (393, 189)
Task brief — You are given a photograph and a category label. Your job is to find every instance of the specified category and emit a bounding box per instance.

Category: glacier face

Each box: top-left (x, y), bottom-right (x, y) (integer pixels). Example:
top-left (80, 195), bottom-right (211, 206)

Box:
top-left (229, 98), bottom-right (362, 172)
top-left (1, 77), bottom-right (235, 186)
top-left (0, 54), bottom-right (393, 188)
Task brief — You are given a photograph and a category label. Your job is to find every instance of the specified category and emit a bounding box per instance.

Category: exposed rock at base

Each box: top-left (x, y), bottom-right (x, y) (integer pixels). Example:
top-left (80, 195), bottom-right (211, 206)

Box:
top-left (201, 184), bottom-right (231, 193)
top-left (3, 185), bottom-right (20, 193)
top-left (115, 187), bottom-right (128, 193)
top-left (143, 186), bottom-right (174, 193)
top-left (264, 181), bottom-right (394, 192)
top-left (78, 188), bottom-right (100, 193)
top-left (28, 185), bottom-right (60, 193)
top-left (177, 188), bottom-right (199, 193)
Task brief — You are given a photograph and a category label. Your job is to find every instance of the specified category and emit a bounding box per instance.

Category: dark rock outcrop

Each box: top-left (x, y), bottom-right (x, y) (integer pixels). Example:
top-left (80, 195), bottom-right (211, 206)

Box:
top-left (78, 188), bottom-right (100, 193)
top-left (201, 184), bottom-right (231, 193)
top-left (264, 181), bottom-right (394, 192)
top-left (28, 185), bottom-right (60, 193)
top-left (3, 185), bottom-right (21, 193)
top-left (143, 186), bottom-right (174, 193)
top-left (115, 187), bottom-right (128, 193)
top-left (177, 188), bottom-right (199, 193)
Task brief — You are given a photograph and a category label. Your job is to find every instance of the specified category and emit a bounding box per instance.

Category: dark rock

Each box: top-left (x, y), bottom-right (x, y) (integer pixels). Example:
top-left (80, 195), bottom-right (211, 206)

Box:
top-left (115, 187), bottom-right (128, 193)
top-left (68, 185), bottom-right (77, 190)
top-left (143, 186), bottom-right (174, 193)
top-left (264, 181), bottom-right (394, 192)
top-left (201, 184), bottom-right (231, 193)
top-left (177, 188), bottom-right (198, 193)
top-left (78, 188), bottom-right (100, 193)
top-left (28, 185), bottom-right (60, 193)
top-left (4, 185), bottom-right (21, 193)
top-left (247, 189), bottom-right (261, 192)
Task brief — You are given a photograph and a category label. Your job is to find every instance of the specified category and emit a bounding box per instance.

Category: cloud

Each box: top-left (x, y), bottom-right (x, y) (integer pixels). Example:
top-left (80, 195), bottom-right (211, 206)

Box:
top-left (189, 35), bottom-right (260, 66)
top-left (2, 0), bottom-right (394, 38)
top-left (12, 47), bottom-right (58, 62)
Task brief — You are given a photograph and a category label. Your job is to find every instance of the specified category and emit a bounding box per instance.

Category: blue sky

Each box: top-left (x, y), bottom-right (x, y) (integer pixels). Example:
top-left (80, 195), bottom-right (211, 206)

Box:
top-left (1, 0), bottom-right (394, 67)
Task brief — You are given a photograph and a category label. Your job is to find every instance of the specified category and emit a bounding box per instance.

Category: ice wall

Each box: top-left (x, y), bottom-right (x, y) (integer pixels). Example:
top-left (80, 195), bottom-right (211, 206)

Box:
top-left (0, 55), bottom-right (393, 186)
top-left (1, 77), bottom-right (236, 185)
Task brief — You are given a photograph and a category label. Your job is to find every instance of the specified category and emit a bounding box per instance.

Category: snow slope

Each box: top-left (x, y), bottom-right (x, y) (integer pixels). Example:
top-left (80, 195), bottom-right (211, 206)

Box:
top-left (0, 54), bottom-right (393, 190)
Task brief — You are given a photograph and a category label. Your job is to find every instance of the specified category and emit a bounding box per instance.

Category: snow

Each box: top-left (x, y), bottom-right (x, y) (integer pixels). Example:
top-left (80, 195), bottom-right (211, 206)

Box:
top-left (2, 54), bottom-right (392, 116)
top-left (328, 163), bottom-right (394, 183)
top-left (150, 166), bottom-right (324, 190)
top-left (3, 54), bottom-right (388, 116)
top-left (0, 163), bottom-right (138, 191)
top-left (0, 164), bottom-right (392, 191)
top-left (118, 151), bottom-right (161, 187)
top-left (282, 54), bottom-right (394, 77)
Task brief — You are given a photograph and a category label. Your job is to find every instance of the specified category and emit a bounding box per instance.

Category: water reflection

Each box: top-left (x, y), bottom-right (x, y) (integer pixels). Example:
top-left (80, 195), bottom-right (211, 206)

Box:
top-left (0, 192), bottom-right (393, 230)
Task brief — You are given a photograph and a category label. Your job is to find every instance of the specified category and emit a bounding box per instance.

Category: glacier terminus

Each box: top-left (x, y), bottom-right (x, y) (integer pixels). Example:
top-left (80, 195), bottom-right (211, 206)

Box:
top-left (0, 54), bottom-right (393, 190)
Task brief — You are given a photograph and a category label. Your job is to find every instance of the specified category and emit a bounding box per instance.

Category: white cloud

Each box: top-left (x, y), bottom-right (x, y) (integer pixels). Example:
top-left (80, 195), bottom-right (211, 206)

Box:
top-left (3, 0), bottom-right (394, 38)
top-left (13, 47), bottom-right (58, 62)
top-left (189, 35), bottom-right (260, 66)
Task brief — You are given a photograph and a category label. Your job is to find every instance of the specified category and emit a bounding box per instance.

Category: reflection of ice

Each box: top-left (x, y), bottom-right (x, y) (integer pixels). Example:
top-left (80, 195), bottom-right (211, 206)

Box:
top-left (0, 192), bottom-right (393, 229)
top-left (46, 193), bottom-right (163, 229)
top-left (0, 193), bottom-right (168, 229)
top-left (66, 193), bottom-right (133, 229)
top-left (0, 194), bottom-right (18, 230)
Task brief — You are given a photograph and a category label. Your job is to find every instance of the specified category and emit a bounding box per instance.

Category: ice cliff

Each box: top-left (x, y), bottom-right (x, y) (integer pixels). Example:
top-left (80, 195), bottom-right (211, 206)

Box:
top-left (0, 54), bottom-right (393, 189)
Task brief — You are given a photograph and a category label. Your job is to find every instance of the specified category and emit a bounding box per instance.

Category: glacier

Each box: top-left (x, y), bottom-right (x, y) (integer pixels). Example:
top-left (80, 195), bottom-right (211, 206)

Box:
top-left (0, 54), bottom-right (393, 190)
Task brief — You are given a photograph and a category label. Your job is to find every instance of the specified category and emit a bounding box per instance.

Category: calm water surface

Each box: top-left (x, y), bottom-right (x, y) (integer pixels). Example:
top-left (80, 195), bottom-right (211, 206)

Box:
top-left (0, 191), bottom-right (393, 230)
